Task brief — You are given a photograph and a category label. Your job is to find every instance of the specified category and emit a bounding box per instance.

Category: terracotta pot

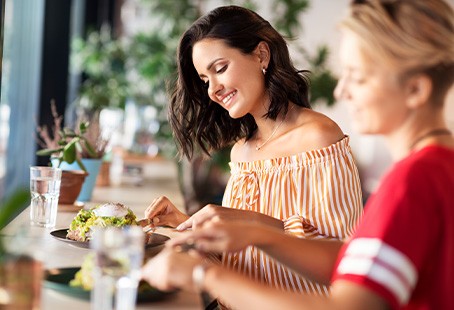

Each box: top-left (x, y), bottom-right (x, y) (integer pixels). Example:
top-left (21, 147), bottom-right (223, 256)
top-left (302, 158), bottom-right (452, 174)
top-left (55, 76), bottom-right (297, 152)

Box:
top-left (54, 159), bottom-right (101, 202)
top-left (59, 170), bottom-right (89, 205)
top-left (95, 161), bottom-right (111, 187)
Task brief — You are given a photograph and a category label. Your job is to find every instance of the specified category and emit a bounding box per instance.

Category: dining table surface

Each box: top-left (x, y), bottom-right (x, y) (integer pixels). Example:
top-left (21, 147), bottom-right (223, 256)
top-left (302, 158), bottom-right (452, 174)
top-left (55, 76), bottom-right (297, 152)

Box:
top-left (2, 160), bottom-right (203, 310)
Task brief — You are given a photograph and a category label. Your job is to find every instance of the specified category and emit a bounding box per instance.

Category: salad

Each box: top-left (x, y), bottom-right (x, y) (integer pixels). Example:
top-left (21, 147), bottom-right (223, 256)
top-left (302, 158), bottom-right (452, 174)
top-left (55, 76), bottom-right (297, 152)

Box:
top-left (70, 252), bottom-right (154, 294)
top-left (66, 203), bottom-right (138, 242)
top-left (70, 252), bottom-right (95, 290)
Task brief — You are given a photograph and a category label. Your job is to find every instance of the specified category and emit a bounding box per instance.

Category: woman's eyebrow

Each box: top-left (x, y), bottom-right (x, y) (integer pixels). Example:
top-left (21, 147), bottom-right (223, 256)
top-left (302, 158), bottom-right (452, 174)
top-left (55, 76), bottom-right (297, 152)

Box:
top-left (206, 57), bottom-right (223, 70)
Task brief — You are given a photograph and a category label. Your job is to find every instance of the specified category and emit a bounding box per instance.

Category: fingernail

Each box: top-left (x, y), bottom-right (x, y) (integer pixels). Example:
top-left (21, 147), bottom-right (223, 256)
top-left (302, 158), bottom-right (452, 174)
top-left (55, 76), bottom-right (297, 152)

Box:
top-left (176, 224), bottom-right (183, 231)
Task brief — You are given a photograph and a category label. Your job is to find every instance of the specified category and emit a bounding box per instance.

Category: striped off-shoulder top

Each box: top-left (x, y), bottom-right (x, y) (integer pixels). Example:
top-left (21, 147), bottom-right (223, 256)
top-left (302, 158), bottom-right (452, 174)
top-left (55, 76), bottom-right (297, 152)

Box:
top-left (221, 136), bottom-right (363, 295)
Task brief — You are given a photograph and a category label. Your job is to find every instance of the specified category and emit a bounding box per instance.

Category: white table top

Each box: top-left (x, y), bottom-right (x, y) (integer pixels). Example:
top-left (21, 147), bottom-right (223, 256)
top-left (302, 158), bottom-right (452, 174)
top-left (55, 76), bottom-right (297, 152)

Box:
top-left (3, 167), bottom-right (202, 310)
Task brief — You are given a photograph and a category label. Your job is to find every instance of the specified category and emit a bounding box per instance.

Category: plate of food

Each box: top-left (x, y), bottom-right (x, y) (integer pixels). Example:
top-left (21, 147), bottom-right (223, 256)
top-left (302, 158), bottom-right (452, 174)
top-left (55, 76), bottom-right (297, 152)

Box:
top-left (50, 202), bottom-right (169, 249)
top-left (44, 265), bottom-right (175, 302)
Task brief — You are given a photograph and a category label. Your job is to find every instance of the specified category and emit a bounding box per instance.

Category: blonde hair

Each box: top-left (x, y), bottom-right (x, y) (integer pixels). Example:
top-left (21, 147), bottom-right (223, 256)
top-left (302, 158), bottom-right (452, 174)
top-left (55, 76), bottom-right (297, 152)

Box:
top-left (340, 0), bottom-right (454, 106)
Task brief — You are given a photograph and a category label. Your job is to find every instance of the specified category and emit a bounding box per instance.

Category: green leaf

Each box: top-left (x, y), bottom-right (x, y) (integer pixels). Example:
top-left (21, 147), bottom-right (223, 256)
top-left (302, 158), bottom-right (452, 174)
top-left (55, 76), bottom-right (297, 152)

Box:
top-left (79, 122), bottom-right (89, 134)
top-left (36, 147), bottom-right (64, 156)
top-left (63, 133), bottom-right (77, 138)
top-left (310, 71), bottom-right (337, 106)
top-left (0, 189), bottom-right (30, 231)
top-left (63, 128), bottom-right (76, 136)
top-left (63, 139), bottom-right (78, 163)
top-left (75, 141), bottom-right (83, 154)
top-left (76, 158), bottom-right (87, 172)
top-left (82, 139), bottom-right (98, 158)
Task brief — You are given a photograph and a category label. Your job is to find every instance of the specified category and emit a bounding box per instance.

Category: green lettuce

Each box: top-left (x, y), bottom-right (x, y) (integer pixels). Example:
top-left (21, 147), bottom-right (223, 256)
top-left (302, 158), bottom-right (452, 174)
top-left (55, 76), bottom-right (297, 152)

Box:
top-left (67, 205), bottom-right (138, 241)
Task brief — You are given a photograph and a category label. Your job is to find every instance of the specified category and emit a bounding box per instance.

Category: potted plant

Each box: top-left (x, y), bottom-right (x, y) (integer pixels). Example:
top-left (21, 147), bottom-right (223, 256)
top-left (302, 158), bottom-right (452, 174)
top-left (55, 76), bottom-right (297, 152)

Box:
top-left (36, 102), bottom-right (108, 203)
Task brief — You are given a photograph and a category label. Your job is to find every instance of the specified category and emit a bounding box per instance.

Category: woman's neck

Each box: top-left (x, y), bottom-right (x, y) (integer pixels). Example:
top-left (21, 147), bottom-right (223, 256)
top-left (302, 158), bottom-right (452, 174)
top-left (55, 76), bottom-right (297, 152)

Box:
top-left (385, 114), bottom-right (452, 160)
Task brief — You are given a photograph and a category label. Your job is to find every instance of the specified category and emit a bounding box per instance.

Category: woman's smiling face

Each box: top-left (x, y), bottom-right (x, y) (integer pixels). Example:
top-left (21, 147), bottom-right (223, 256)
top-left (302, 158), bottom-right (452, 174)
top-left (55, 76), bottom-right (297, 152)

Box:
top-left (192, 38), bottom-right (268, 119)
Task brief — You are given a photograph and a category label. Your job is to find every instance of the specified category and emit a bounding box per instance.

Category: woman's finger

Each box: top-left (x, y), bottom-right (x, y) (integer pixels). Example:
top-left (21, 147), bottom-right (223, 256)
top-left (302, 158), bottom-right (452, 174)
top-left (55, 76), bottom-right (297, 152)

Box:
top-left (176, 217), bottom-right (192, 231)
top-left (145, 196), bottom-right (173, 218)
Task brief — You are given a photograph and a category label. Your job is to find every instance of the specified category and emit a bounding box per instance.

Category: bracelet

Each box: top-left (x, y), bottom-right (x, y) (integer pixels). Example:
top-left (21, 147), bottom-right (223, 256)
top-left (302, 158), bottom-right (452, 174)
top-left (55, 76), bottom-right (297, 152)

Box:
top-left (192, 263), bottom-right (209, 291)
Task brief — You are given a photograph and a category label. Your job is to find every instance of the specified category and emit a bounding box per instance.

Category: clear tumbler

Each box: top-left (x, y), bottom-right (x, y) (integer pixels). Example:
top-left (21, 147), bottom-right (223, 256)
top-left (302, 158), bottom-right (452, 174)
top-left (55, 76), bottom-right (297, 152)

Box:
top-left (90, 226), bottom-right (144, 310)
top-left (29, 166), bottom-right (62, 228)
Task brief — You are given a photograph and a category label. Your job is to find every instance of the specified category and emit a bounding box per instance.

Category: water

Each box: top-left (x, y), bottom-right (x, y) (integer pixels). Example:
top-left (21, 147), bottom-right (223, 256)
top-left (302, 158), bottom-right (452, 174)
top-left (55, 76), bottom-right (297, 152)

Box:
top-left (30, 177), bottom-right (61, 228)
top-left (91, 227), bottom-right (144, 310)
top-left (92, 249), bottom-right (142, 310)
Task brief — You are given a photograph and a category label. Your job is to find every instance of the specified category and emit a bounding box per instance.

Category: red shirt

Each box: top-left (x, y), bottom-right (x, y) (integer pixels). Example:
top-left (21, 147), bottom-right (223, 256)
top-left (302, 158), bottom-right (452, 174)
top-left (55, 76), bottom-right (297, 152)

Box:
top-left (332, 146), bottom-right (454, 309)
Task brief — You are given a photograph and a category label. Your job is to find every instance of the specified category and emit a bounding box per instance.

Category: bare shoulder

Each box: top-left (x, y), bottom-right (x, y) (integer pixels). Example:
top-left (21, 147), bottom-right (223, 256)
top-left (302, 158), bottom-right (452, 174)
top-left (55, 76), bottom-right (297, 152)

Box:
top-left (230, 108), bottom-right (345, 162)
top-left (294, 109), bottom-right (345, 150)
top-left (230, 139), bottom-right (247, 162)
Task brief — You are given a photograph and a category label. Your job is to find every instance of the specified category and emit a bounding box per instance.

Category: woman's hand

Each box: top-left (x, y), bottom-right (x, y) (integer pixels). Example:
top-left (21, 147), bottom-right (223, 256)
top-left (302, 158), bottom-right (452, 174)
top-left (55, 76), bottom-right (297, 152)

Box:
top-left (177, 204), bottom-right (284, 231)
top-left (170, 220), bottom-right (267, 253)
top-left (177, 204), bottom-right (256, 231)
top-left (140, 247), bottom-right (205, 291)
top-left (144, 196), bottom-right (190, 228)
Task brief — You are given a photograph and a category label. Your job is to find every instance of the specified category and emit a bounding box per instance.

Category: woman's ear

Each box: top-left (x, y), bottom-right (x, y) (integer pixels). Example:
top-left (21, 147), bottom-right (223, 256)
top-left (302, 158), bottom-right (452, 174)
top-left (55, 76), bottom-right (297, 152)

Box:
top-left (255, 41), bottom-right (270, 67)
top-left (405, 74), bottom-right (432, 109)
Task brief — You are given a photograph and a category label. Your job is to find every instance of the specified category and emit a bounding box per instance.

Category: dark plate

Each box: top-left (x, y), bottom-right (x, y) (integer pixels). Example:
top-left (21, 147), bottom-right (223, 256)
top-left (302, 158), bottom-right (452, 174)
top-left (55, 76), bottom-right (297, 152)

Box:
top-left (50, 229), bottom-right (169, 249)
top-left (44, 267), bottom-right (176, 302)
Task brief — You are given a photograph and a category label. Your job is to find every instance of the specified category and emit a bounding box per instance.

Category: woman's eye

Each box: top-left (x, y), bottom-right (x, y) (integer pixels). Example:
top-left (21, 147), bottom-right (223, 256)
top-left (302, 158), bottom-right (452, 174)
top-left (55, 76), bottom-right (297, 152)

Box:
top-left (216, 65), bottom-right (227, 74)
top-left (352, 77), bottom-right (365, 84)
top-left (349, 73), bottom-right (366, 84)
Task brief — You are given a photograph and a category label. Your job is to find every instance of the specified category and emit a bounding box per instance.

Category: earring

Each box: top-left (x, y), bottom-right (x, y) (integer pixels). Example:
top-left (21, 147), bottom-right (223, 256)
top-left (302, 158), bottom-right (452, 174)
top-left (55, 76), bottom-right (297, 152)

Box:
top-left (262, 68), bottom-right (267, 75)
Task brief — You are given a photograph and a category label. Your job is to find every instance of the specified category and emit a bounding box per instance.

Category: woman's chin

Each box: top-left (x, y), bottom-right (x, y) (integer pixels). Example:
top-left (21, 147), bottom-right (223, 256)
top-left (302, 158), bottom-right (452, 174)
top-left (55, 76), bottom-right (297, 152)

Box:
top-left (228, 109), bottom-right (245, 119)
top-left (352, 122), bottom-right (374, 135)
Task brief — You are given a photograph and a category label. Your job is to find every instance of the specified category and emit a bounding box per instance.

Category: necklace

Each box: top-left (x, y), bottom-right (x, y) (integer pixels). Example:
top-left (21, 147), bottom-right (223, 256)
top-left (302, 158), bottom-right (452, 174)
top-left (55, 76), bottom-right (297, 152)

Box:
top-left (255, 106), bottom-right (294, 151)
top-left (408, 128), bottom-right (452, 151)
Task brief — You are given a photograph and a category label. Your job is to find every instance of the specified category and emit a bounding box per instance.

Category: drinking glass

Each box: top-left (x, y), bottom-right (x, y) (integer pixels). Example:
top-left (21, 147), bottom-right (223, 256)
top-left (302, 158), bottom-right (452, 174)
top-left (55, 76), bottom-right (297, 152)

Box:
top-left (90, 226), bottom-right (144, 310)
top-left (29, 166), bottom-right (62, 228)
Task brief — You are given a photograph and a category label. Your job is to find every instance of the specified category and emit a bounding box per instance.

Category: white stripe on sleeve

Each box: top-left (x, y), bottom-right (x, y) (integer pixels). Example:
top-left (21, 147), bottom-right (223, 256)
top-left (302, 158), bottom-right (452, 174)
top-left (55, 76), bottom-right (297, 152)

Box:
top-left (337, 238), bottom-right (417, 305)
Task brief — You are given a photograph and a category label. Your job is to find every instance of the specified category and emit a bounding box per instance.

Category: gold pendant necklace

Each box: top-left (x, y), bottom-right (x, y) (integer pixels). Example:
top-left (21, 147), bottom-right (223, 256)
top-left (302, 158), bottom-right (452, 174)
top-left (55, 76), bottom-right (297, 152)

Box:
top-left (255, 105), bottom-right (294, 151)
top-left (408, 128), bottom-right (452, 151)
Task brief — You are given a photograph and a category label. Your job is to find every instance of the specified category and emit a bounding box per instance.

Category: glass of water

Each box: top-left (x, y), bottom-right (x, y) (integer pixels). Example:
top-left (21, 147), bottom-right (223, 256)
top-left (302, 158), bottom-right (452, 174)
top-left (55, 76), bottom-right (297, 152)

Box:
top-left (91, 226), bottom-right (144, 310)
top-left (29, 166), bottom-right (62, 228)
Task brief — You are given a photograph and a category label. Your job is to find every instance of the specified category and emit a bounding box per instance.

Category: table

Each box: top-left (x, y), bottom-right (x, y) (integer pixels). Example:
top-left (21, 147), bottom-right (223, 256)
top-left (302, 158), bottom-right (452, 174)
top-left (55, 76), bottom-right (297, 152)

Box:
top-left (2, 163), bottom-right (202, 310)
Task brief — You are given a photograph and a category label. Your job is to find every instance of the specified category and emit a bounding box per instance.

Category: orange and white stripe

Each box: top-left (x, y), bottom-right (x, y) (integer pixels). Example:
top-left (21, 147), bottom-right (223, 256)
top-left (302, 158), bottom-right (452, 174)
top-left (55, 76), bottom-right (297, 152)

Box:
top-left (222, 136), bottom-right (363, 294)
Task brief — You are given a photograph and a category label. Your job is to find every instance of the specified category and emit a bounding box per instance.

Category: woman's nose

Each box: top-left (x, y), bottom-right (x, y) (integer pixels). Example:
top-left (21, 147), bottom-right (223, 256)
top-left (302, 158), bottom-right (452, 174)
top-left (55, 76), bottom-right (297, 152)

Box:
top-left (208, 78), bottom-right (223, 97)
top-left (334, 77), bottom-right (347, 101)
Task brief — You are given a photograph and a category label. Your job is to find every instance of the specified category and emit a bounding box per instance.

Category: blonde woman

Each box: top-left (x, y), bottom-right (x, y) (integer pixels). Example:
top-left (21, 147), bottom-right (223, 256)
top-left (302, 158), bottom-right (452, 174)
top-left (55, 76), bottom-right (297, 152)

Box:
top-left (142, 0), bottom-right (454, 309)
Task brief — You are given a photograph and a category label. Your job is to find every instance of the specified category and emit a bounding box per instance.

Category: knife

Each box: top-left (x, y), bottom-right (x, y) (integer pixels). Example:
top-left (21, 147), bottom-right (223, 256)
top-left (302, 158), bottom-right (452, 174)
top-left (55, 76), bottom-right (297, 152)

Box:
top-left (137, 218), bottom-right (156, 233)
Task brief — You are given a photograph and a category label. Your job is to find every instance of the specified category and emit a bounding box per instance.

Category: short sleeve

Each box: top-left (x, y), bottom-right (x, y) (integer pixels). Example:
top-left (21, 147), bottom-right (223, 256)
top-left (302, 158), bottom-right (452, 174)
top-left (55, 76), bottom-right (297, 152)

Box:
top-left (283, 214), bottom-right (340, 240)
top-left (333, 151), bottom-right (446, 308)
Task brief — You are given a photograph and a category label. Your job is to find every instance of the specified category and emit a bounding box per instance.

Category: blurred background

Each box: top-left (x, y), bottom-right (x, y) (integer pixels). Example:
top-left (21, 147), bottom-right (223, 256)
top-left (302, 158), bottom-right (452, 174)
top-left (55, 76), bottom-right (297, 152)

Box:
top-left (1, 0), bottom-right (453, 212)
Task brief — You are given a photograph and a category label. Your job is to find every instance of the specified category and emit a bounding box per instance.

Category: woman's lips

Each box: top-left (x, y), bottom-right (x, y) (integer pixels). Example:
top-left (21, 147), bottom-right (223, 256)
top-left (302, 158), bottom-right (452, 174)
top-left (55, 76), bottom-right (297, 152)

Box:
top-left (222, 91), bottom-right (237, 106)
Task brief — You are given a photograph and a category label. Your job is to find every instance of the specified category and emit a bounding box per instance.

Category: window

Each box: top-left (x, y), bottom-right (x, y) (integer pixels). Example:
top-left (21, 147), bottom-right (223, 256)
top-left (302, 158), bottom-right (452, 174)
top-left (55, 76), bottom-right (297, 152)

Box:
top-left (0, 0), bottom-right (45, 199)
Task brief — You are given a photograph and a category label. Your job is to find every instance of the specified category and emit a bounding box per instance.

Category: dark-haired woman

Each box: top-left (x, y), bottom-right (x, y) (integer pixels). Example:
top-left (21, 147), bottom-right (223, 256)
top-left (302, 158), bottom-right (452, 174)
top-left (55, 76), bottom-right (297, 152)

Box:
top-left (144, 5), bottom-right (362, 297)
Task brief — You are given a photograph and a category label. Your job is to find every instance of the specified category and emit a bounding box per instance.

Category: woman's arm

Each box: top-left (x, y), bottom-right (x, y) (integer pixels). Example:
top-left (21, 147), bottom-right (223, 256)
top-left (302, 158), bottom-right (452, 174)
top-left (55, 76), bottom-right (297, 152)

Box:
top-left (205, 266), bottom-right (389, 310)
top-left (169, 221), bottom-right (342, 285)
top-left (141, 247), bottom-right (389, 310)
top-left (255, 225), bottom-right (344, 285)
